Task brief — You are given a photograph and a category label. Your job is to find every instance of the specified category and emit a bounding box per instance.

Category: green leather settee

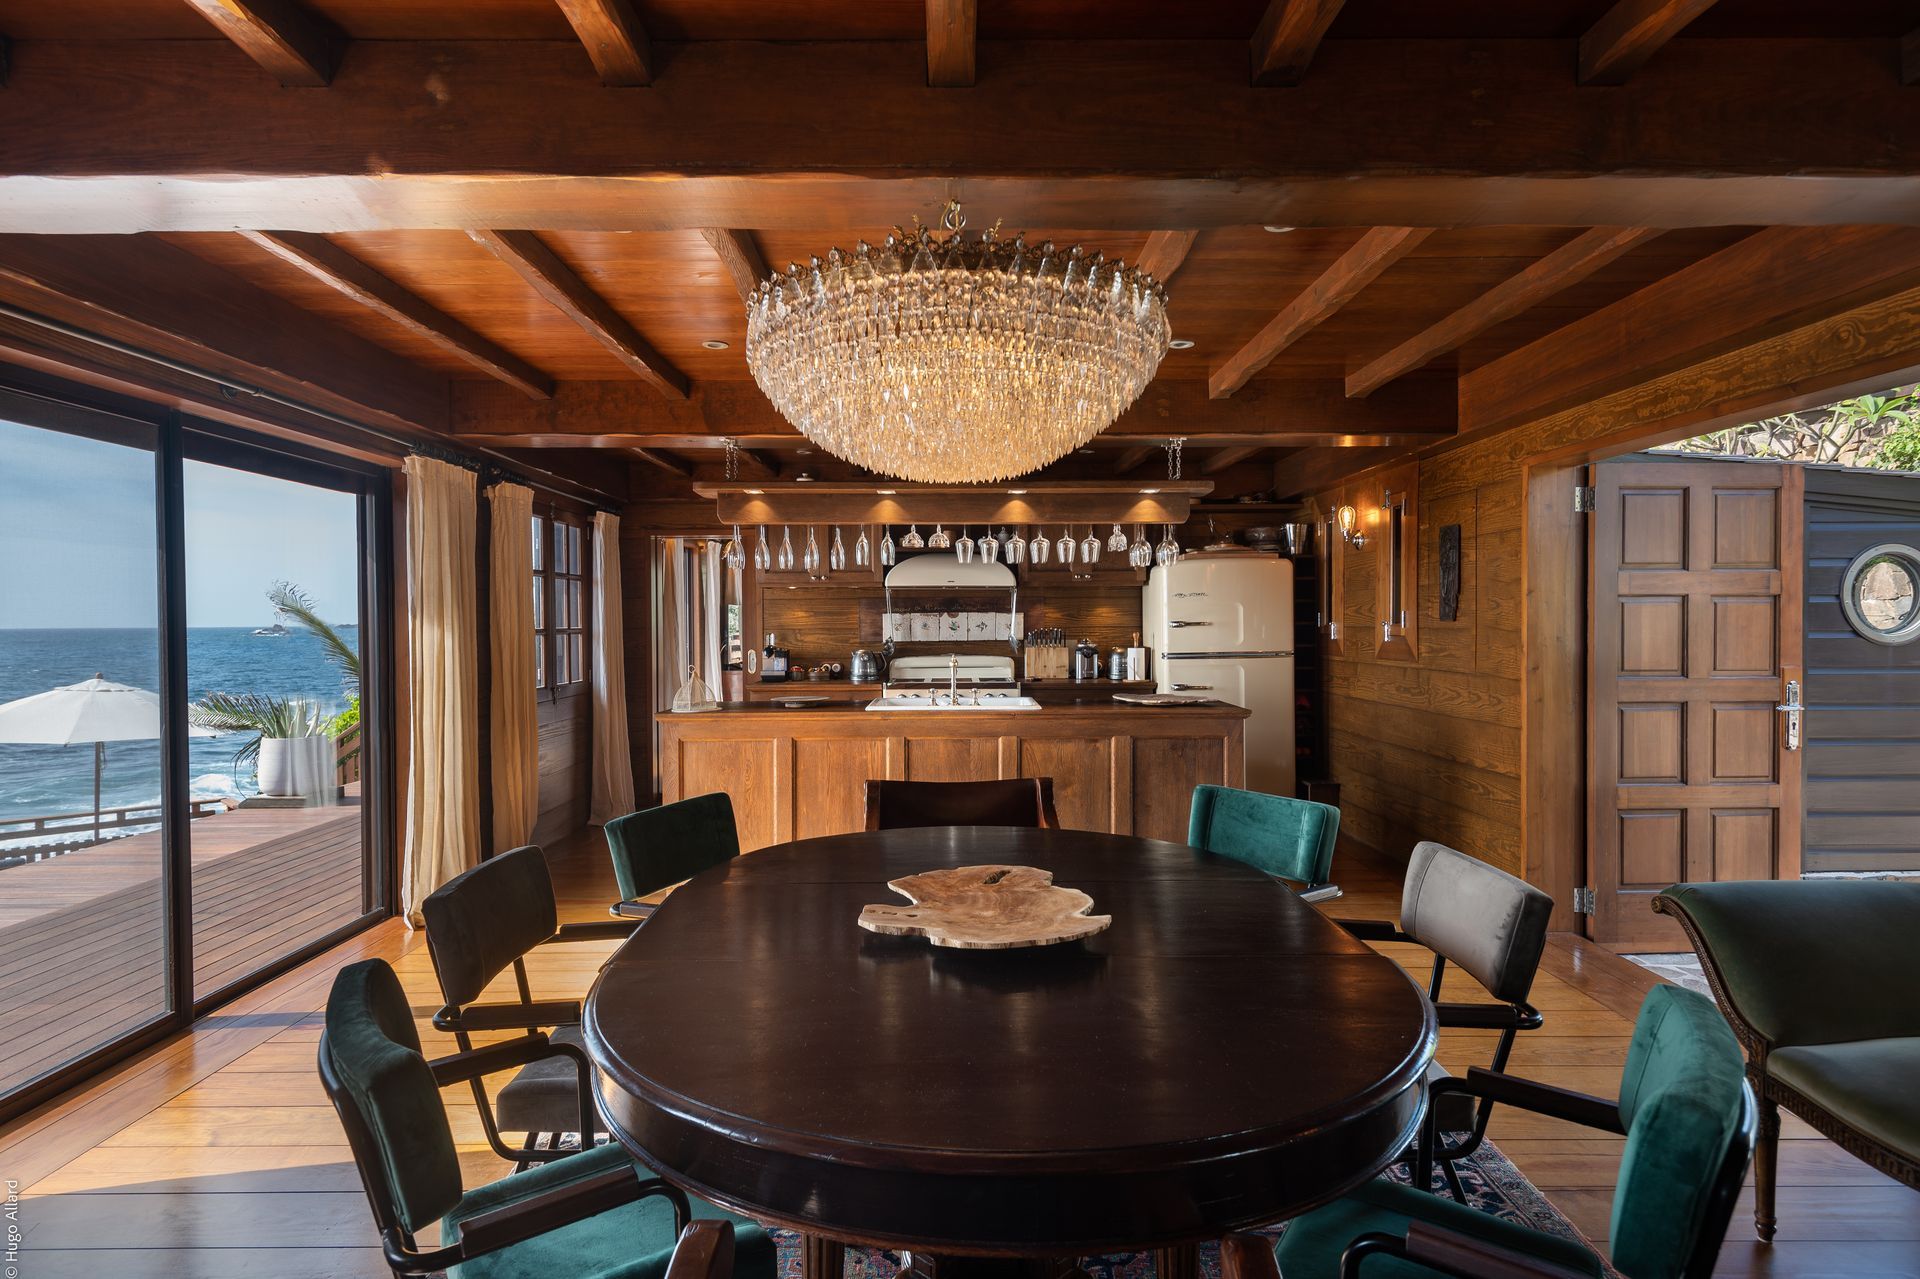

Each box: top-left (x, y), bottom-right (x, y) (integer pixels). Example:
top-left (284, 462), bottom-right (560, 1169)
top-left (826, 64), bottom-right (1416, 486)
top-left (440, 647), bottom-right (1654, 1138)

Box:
top-left (1654, 881), bottom-right (1920, 1242)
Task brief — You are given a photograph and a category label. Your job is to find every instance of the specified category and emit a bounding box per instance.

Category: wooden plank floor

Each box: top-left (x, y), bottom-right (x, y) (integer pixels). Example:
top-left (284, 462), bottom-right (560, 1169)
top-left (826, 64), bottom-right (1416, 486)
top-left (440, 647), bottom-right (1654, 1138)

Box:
top-left (0, 803), bottom-right (363, 1097)
top-left (1, 829), bottom-right (1914, 1277)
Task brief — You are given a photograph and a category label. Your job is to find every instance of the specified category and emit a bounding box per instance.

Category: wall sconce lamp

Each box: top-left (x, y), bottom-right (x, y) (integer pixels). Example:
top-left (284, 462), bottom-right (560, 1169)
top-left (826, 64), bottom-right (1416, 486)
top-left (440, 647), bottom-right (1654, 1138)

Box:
top-left (1337, 503), bottom-right (1368, 549)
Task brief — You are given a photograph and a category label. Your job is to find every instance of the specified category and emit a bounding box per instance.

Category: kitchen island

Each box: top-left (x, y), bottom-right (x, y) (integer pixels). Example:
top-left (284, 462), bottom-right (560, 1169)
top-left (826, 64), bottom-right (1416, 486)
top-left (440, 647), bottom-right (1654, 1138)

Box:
top-left (655, 697), bottom-right (1249, 848)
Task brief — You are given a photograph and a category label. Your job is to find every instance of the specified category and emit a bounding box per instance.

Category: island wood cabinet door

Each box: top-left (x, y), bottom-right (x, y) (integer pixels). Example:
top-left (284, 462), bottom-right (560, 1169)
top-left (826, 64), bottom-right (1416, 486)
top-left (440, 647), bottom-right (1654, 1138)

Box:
top-left (1587, 458), bottom-right (1804, 949)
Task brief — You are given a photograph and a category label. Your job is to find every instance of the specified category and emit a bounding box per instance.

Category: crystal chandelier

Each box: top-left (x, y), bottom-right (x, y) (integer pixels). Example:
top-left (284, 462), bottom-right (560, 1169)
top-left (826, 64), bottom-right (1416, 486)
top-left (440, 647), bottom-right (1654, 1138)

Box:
top-left (744, 202), bottom-right (1172, 484)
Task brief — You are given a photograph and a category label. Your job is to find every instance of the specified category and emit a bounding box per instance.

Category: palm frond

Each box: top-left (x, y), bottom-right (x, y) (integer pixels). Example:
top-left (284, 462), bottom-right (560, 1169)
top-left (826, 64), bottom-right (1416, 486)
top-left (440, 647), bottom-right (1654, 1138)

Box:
top-left (269, 580), bottom-right (361, 688)
top-left (191, 690), bottom-right (333, 768)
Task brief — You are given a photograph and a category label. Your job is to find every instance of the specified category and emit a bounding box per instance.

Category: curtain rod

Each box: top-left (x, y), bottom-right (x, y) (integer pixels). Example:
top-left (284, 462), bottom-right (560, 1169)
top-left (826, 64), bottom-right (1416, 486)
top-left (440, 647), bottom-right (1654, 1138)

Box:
top-left (0, 300), bottom-right (624, 513)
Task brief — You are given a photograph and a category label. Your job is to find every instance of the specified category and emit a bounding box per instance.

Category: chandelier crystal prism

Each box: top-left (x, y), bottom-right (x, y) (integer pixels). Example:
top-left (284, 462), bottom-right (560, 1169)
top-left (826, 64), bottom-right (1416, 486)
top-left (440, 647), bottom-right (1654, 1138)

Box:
top-left (744, 202), bottom-right (1172, 484)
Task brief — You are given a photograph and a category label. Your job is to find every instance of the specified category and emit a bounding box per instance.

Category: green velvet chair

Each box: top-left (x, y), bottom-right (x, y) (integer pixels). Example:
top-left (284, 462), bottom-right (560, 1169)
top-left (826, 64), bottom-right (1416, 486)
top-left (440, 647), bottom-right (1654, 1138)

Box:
top-left (1224, 986), bottom-right (1754, 1279)
top-left (320, 957), bottom-right (778, 1279)
top-left (1655, 881), bottom-right (1920, 1242)
top-left (422, 844), bottom-right (639, 1167)
top-left (604, 792), bottom-right (742, 919)
top-left (1187, 785), bottom-right (1341, 899)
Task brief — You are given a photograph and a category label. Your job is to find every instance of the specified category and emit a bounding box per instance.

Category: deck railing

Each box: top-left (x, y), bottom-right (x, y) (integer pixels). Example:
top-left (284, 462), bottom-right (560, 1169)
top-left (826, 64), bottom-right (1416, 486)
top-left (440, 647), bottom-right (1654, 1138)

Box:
top-left (0, 798), bottom-right (233, 867)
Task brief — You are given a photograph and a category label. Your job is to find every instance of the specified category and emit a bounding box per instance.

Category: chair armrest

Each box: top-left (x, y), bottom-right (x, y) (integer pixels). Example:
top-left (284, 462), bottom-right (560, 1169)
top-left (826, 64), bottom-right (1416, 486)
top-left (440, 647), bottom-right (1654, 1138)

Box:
top-left (665, 1221), bottom-right (736, 1279)
top-left (1340, 1225), bottom-right (1594, 1279)
top-left (434, 999), bottom-right (582, 1033)
top-left (428, 1033), bottom-right (557, 1087)
top-left (456, 1167), bottom-right (692, 1259)
top-left (1220, 1234), bottom-right (1281, 1279)
top-left (1433, 1002), bottom-right (1545, 1032)
top-left (553, 920), bottom-right (642, 942)
top-left (613, 900), bottom-right (658, 921)
top-left (1439, 1068), bottom-right (1626, 1135)
top-left (1336, 918), bottom-right (1413, 944)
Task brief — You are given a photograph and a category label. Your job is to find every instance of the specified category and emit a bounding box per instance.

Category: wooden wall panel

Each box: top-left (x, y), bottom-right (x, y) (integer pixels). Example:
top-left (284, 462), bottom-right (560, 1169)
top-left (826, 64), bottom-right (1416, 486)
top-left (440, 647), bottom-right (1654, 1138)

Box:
top-left (904, 736), bottom-right (1000, 782)
top-left (676, 738), bottom-right (776, 850)
top-left (1131, 736), bottom-right (1227, 844)
top-left (1017, 737), bottom-right (1113, 832)
top-left (792, 737), bottom-right (886, 840)
top-left (531, 694), bottom-right (591, 847)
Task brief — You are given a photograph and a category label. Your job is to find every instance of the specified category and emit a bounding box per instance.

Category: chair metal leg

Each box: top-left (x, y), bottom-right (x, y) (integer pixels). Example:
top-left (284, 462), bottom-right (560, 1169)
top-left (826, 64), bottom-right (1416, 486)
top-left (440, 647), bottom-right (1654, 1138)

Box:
top-left (1754, 1094), bottom-right (1780, 1242)
top-left (1439, 1156), bottom-right (1466, 1203)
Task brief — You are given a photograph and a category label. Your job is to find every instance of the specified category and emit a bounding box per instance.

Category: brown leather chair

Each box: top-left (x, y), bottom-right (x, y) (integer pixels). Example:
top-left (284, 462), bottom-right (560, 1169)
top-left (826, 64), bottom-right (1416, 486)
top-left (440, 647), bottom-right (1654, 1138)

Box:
top-left (863, 777), bottom-right (1060, 831)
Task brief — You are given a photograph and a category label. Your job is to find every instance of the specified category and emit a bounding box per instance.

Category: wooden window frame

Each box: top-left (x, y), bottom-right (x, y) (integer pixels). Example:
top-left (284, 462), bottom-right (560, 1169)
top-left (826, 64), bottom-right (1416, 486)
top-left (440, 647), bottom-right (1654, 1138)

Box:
top-left (534, 510), bottom-right (592, 701)
top-left (1374, 467), bottom-right (1420, 662)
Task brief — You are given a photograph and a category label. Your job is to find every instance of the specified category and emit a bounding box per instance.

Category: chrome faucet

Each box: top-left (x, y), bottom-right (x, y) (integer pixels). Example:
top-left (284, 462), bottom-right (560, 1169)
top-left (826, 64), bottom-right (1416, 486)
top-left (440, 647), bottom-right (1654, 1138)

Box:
top-left (948, 654), bottom-right (960, 707)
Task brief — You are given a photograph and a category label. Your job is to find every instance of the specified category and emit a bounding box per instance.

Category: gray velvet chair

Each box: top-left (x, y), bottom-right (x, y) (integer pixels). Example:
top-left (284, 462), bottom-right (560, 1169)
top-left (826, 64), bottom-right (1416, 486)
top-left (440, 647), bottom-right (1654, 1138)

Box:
top-left (1340, 840), bottom-right (1555, 1199)
top-left (421, 844), bottom-right (639, 1166)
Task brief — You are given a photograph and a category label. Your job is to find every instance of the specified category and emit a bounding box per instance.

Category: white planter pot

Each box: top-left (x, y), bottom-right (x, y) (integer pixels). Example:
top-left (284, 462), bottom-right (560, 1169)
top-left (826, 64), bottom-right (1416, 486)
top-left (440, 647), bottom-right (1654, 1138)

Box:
top-left (258, 734), bottom-right (334, 801)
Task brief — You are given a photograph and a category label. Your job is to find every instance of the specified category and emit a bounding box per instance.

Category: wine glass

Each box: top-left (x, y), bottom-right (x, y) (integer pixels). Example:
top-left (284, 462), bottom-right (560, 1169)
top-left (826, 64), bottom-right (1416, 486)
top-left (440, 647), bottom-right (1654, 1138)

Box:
top-left (901, 524), bottom-right (925, 549)
top-left (830, 527), bottom-right (847, 572)
top-left (1156, 525), bottom-right (1180, 566)
top-left (778, 525), bottom-right (795, 571)
top-left (1029, 527), bottom-right (1051, 564)
top-left (1129, 524), bottom-right (1151, 569)
top-left (928, 523), bottom-right (951, 549)
top-left (854, 527), bottom-right (871, 568)
top-left (1079, 526), bottom-right (1101, 564)
top-left (723, 524), bottom-right (745, 571)
top-left (879, 527), bottom-right (897, 566)
top-left (1057, 526), bottom-right (1077, 566)
top-left (1107, 523), bottom-right (1128, 553)
top-left (755, 527), bottom-right (772, 571)
top-left (978, 528), bottom-right (1000, 563)
top-left (1004, 526), bottom-right (1027, 564)
top-left (802, 526), bottom-right (821, 576)
top-left (955, 526), bottom-right (974, 563)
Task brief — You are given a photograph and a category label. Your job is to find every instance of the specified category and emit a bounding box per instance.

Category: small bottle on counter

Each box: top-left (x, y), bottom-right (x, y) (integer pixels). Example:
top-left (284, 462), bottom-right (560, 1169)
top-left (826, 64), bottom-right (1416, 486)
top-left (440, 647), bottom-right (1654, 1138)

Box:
top-left (1107, 648), bottom-right (1128, 681)
top-left (762, 632), bottom-right (790, 683)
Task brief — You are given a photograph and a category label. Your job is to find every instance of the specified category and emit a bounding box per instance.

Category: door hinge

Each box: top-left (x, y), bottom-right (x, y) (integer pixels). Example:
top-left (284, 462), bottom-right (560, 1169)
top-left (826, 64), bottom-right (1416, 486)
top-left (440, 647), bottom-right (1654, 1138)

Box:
top-left (1573, 886), bottom-right (1597, 915)
top-left (1573, 486), bottom-right (1597, 513)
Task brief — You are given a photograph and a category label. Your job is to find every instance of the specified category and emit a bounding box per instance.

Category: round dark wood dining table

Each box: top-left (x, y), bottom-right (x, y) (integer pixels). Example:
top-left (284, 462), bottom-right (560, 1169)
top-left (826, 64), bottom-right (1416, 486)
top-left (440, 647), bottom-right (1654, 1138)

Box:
top-left (584, 826), bottom-right (1436, 1278)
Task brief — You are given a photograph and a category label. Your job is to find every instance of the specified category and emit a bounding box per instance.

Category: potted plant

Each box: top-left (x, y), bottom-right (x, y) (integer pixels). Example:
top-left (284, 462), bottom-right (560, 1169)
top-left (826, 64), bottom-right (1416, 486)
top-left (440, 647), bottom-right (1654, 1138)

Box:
top-left (191, 692), bottom-right (336, 799)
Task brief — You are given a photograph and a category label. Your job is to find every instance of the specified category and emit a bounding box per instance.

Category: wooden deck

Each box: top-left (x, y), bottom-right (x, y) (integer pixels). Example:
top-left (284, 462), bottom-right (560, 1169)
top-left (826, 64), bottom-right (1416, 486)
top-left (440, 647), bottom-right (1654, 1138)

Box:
top-left (0, 800), bottom-right (363, 1098)
top-left (0, 831), bottom-right (1913, 1278)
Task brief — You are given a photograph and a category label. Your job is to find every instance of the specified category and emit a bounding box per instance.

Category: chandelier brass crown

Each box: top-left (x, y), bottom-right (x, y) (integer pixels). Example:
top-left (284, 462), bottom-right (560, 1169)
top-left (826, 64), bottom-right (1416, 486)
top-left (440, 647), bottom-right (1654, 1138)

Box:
top-left (744, 202), bottom-right (1172, 484)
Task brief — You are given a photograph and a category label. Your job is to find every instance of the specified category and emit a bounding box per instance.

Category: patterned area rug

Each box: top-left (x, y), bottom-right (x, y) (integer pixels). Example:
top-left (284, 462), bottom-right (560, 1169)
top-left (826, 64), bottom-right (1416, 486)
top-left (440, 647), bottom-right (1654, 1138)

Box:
top-left (768, 1138), bottom-right (1608, 1279)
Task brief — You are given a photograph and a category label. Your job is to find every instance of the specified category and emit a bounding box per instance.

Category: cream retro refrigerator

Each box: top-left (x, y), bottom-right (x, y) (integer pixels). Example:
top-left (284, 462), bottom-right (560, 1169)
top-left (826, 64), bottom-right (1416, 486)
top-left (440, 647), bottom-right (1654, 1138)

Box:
top-left (1143, 549), bottom-right (1296, 796)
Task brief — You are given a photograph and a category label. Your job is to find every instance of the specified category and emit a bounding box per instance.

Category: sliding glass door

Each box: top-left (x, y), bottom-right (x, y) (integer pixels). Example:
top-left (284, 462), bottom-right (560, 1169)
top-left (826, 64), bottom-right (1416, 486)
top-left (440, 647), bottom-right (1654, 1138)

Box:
top-left (0, 390), bottom-right (389, 1119)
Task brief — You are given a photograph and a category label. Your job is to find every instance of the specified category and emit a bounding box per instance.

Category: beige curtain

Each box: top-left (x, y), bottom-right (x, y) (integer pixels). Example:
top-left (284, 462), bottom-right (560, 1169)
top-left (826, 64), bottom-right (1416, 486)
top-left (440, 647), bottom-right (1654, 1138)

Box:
top-left (401, 455), bottom-right (480, 923)
top-left (649, 536), bottom-right (726, 791)
top-left (489, 482), bottom-right (539, 850)
top-left (589, 511), bottom-right (637, 825)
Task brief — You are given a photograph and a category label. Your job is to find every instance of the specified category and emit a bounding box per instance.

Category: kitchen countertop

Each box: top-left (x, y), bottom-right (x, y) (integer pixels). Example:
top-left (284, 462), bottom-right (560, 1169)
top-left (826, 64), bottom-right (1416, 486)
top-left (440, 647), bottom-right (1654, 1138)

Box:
top-left (660, 697), bottom-right (1248, 718)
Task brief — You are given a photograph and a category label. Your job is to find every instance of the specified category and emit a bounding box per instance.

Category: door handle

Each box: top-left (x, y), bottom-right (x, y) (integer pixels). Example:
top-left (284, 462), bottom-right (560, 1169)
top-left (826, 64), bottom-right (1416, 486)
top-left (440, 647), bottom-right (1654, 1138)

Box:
top-left (1776, 678), bottom-right (1803, 752)
top-left (1170, 683), bottom-right (1213, 691)
top-left (1167, 620), bottom-right (1211, 628)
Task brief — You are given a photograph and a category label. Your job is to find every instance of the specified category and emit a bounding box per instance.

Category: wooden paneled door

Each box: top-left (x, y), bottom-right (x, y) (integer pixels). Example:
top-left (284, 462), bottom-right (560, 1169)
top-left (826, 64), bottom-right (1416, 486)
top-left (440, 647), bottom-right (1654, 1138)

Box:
top-left (1588, 458), bottom-right (1804, 949)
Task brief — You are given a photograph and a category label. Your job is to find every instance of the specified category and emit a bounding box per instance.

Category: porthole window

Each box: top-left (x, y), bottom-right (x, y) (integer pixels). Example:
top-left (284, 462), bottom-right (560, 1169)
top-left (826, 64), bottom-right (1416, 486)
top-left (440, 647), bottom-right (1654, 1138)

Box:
top-left (1840, 543), bottom-right (1920, 646)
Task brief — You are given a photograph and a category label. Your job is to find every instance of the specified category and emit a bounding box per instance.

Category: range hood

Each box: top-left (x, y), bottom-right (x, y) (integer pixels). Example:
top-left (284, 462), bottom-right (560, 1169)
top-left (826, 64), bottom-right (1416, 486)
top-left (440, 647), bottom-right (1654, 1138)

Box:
top-left (883, 557), bottom-right (1017, 589)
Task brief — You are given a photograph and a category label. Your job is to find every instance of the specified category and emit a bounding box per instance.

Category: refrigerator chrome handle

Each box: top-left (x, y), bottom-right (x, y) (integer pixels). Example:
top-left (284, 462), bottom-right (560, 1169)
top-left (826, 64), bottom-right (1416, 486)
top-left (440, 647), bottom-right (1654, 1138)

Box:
top-left (1166, 619), bottom-right (1212, 627)
top-left (1170, 683), bottom-right (1214, 692)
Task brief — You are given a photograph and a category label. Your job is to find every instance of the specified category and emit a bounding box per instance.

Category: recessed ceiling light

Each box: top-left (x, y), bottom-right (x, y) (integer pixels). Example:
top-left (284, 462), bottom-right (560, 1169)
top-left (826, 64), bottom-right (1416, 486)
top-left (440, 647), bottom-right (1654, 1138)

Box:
top-left (702, 339), bottom-right (731, 350)
top-left (743, 488), bottom-right (764, 495)
top-left (1262, 225), bottom-right (1295, 234)
top-left (1168, 339), bottom-right (1195, 350)
top-left (1008, 489), bottom-right (1028, 495)
top-left (876, 488), bottom-right (897, 495)
top-left (795, 448), bottom-right (812, 456)
top-left (795, 473), bottom-right (815, 482)
top-left (1140, 487), bottom-right (1161, 494)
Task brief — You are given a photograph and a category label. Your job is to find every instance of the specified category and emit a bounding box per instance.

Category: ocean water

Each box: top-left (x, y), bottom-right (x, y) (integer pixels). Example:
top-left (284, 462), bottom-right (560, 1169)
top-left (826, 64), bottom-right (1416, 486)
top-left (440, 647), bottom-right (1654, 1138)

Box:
top-left (0, 627), bottom-right (358, 831)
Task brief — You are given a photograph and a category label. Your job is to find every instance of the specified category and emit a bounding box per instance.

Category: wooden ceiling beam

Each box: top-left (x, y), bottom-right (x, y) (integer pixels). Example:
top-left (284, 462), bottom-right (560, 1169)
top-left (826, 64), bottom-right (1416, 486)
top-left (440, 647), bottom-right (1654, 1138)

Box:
top-left (1902, 28), bottom-right (1920, 84)
top-left (1251, 0), bottom-right (1349, 86)
top-left (1346, 226), bottom-right (1664, 399)
top-left (1135, 231), bottom-right (1199, 285)
top-left (450, 375), bottom-right (1455, 451)
top-left (0, 233), bottom-right (448, 435)
top-left (1111, 445), bottom-right (1161, 475)
top-left (238, 230), bottom-right (553, 400)
top-left (469, 229), bottom-right (688, 400)
top-left (1209, 227), bottom-right (1431, 400)
top-left (699, 228), bottom-right (770, 303)
top-left (1272, 446), bottom-right (1408, 498)
top-left (631, 447), bottom-right (693, 478)
top-left (1201, 445), bottom-right (1264, 474)
top-left (553, 0), bottom-right (653, 86)
top-left (1579, 0), bottom-right (1720, 85)
top-left (179, 0), bottom-right (342, 87)
top-left (926, 0), bottom-right (977, 87)
top-left (1460, 225), bottom-right (1920, 438)
top-left (9, 40), bottom-right (1920, 233)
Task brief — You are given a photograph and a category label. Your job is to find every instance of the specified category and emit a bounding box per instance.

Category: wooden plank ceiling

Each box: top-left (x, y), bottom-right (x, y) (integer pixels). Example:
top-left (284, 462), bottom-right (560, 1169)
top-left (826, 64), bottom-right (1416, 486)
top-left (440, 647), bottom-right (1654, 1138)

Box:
top-left (0, 0), bottom-right (1917, 500)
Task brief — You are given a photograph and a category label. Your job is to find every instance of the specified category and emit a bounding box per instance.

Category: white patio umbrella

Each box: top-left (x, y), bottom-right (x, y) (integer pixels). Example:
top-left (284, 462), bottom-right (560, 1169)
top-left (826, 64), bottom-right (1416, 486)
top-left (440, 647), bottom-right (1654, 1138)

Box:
top-left (0, 674), bottom-right (219, 842)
